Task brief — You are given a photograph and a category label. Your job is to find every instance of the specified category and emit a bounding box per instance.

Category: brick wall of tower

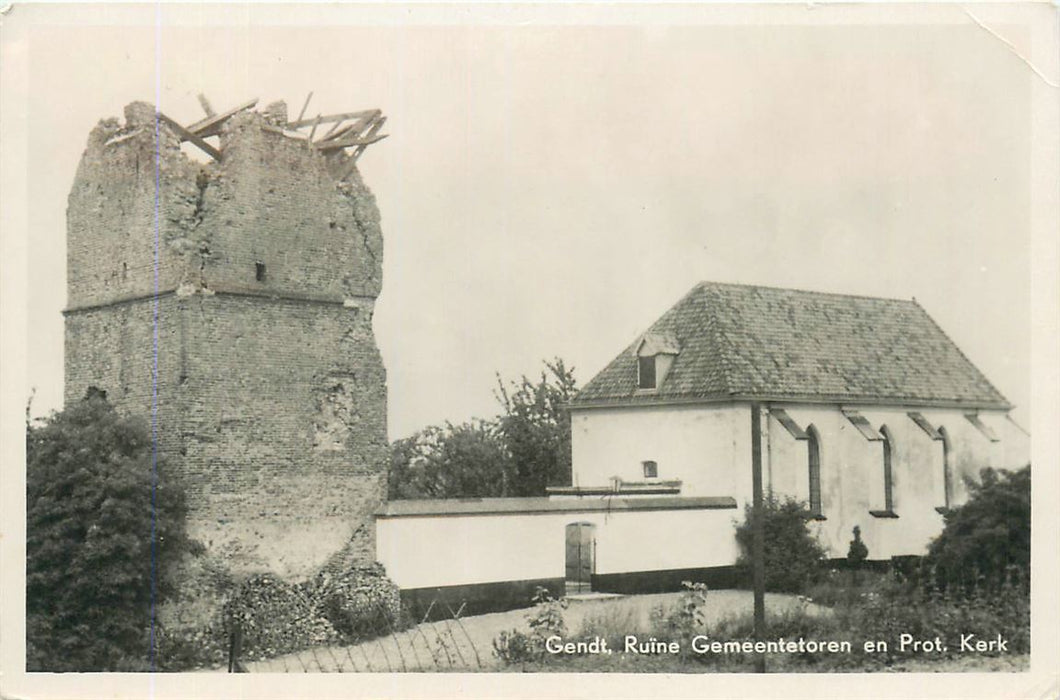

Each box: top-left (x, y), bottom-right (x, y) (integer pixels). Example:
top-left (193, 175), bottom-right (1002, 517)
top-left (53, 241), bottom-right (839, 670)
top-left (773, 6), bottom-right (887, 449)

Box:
top-left (64, 101), bottom-right (388, 579)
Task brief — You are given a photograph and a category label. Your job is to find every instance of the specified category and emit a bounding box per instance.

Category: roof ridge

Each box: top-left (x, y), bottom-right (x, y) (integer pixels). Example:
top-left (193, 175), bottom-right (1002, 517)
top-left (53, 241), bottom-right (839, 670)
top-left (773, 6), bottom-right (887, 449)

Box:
top-left (697, 280), bottom-right (918, 305)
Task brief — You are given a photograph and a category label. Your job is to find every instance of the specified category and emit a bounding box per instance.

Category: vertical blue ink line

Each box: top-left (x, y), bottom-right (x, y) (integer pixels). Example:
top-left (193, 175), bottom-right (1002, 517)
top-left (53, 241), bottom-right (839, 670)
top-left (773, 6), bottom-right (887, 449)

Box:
top-left (150, 0), bottom-right (162, 677)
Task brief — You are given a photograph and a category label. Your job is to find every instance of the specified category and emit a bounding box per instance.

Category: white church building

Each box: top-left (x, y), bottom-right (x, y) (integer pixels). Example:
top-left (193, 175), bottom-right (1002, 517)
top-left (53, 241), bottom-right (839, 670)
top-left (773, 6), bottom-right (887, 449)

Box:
top-left (375, 281), bottom-right (1029, 613)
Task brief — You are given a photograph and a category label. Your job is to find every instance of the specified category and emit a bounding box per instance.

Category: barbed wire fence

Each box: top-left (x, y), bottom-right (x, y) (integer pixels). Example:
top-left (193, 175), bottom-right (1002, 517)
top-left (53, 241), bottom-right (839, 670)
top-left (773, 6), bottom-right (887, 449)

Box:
top-left (229, 597), bottom-right (491, 672)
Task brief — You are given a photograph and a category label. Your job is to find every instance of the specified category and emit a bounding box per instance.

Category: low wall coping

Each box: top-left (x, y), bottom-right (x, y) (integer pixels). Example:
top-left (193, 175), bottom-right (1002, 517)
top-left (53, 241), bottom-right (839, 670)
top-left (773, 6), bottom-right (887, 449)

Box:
top-left (375, 495), bottom-right (737, 519)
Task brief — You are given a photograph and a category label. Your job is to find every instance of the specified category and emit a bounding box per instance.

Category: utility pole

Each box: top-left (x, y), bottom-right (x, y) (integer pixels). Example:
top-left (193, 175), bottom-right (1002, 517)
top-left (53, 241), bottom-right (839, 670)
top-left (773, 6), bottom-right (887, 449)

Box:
top-left (751, 402), bottom-right (766, 673)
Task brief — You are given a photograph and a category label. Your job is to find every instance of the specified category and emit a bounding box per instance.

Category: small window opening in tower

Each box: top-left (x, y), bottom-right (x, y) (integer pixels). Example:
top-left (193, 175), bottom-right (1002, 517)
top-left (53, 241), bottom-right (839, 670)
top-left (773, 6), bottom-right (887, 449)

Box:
top-left (255, 262), bottom-right (266, 282)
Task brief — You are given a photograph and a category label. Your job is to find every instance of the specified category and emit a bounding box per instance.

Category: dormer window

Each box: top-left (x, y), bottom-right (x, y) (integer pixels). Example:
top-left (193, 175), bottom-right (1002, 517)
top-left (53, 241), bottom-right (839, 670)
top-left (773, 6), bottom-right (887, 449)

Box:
top-left (642, 460), bottom-right (658, 478)
top-left (635, 331), bottom-right (680, 391)
top-left (638, 356), bottom-right (657, 389)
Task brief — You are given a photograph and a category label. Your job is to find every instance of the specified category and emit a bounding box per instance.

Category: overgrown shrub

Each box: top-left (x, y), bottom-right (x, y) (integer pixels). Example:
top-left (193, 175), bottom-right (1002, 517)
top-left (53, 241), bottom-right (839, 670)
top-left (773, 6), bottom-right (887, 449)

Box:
top-left (830, 574), bottom-right (1030, 668)
top-left (223, 573), bottom-right (338, 661)
top-left (26, 392), bottom-right (195, 671)
top-left (308, 562), bottom-right (404, 642)
top-left (153, 617), bottom-right (229, 672)
top-left (734, 494), bottom-right (827, 593)
top-left (926, 465), bottom-right (1030, 593)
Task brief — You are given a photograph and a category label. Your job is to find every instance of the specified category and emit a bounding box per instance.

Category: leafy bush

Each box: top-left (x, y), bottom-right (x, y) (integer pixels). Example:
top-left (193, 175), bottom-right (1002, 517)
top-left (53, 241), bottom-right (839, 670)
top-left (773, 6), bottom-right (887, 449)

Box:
top-left (659, 581), bottom-right (709, 656)
top-left (492, 629), bottom-right (537, 665)
top-left (308, 562), bottom-right (404, 642)
top-left (26, 392), bottom-right (195, 671)
top-left (926, 465), bottom-right (1030, 593)
top-left (493, 586), bottom-right (568, 665)
top-left (734, 494), bottom-right (827, 593)
top-left (526, 586), bottom-right (568, 642)
top-left (223, 573), bottom-right (338, 661)
top-left (153, 561), bottom-right (406, 670)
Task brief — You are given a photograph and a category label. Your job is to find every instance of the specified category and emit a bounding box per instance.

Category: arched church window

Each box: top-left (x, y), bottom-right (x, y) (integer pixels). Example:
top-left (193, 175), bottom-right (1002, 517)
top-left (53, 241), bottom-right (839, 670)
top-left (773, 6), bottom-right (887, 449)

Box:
top-left (880, 425), bottom-right (895, 513)
top-left (939, 426), bottom-right (953, 509)
top-left (807, 425), bottom-right (822, 517)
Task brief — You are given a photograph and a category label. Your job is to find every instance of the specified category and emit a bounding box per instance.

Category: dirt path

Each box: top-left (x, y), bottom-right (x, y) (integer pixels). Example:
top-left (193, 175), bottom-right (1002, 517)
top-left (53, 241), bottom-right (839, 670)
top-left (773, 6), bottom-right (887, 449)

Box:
top-left (240, 589), bottom-right (823, 672)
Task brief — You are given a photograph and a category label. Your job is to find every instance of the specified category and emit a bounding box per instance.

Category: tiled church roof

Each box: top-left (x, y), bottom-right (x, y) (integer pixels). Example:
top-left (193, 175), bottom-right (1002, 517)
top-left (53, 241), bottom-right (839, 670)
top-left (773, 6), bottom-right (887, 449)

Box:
top-left (571, 282), bottom-right (1010, 409)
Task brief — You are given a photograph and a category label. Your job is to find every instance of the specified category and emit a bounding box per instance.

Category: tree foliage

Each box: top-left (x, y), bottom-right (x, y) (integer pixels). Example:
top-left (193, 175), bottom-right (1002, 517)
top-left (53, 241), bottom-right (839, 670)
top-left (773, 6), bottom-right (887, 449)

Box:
top-left (734, 494), bottom-right (827, 594)
top-left (388, 358), bottom-right (577, 499)
top-left (926, 465), bottom-right (1030, 593)
top-left (26, 391), bottom-right (195, 671)
top-left (388, 419), bottom-right (512, 499)
top-left (495, 358), bottom-right (577, 497)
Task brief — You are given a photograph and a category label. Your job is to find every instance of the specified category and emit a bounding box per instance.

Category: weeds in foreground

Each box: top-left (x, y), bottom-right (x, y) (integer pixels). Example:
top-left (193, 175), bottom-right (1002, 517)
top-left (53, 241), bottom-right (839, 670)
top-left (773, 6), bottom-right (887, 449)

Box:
top-left (576, 601), bottom-right (648, 652)
top-left (492, 573), bottom-right (1029, 672)
top-left (492, 586), bottom-right (568, 665)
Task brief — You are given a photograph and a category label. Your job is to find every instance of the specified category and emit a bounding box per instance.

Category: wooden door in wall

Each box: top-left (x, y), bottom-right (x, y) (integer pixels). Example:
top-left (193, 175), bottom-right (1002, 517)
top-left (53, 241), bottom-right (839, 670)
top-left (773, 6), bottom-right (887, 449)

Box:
top-left (565, 522), bottom-right (595, 594)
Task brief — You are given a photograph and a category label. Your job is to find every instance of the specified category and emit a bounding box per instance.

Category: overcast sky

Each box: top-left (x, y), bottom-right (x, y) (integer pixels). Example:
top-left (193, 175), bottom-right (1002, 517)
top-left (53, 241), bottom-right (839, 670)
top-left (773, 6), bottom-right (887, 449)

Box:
top-left (12, 4), bottom-right (1047, 438)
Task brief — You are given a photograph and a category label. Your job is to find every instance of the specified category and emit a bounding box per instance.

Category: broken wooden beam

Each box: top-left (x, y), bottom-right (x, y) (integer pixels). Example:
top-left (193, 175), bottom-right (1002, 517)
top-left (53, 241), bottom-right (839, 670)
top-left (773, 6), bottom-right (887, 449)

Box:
top-left (286, 110), bottom-right (377, 130)
top-left (197, 93), bottom-right (215, 117)
top-left (318, 110), bottom-right (381, 144)
top-left (261, 124), bottom-right (310, 140)
top-left (295, 91), bottom-right (313, 124)
top-left (307, 113), bottom-right (323, 144)
top-left (186, 98), bottom-right (259, 137)
top-left (314, 132), bottom-right (388, 151)
top-left (320, 118), bottom-right (347, 141)
top-left (156, 112), bottom-right (223, 161)
top-left (319, 120), bottom-right (356, 143)
top-left (352, 116), bottom-right (387, 161)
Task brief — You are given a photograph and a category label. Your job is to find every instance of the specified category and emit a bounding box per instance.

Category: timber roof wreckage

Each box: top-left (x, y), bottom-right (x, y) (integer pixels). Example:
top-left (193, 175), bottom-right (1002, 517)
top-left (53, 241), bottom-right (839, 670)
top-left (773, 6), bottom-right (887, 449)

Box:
top-left (572, 281), bottom-right (1011, 410)
top-left (149, 92), bottom-right (387, 172)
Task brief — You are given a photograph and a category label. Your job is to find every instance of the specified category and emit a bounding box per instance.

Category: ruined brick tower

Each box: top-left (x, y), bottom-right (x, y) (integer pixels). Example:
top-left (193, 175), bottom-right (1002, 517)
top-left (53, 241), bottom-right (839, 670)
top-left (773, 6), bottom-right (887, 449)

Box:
top-left (64, 99), bottom-right (389, 578)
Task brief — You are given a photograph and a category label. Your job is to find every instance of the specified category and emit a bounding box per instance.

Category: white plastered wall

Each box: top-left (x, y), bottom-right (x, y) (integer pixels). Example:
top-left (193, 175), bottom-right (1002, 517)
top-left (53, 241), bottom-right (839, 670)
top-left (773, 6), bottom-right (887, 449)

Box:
top-left (768, 406), bottom-right (1027, 560)
top-left (376, 506), bottom-right (740, 591)
top-left (569, 403), bottom-right (752, 504)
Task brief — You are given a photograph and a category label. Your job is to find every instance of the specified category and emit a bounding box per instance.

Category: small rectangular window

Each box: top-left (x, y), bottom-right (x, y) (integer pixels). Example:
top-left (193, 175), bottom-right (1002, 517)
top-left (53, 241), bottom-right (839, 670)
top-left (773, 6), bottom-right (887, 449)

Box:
top-left (255, 262), bottom-right (266, 282)
top-left (642, 460), bottom-right (658, 478)
top-left (638, 356), bottom-right (656, 389)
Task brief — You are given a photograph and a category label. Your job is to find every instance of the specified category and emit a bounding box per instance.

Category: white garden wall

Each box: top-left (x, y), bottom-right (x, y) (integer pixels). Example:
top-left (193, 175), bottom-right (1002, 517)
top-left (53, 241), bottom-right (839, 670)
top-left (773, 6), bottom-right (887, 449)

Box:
top-left (376, 498), bottom-right (739, 591)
